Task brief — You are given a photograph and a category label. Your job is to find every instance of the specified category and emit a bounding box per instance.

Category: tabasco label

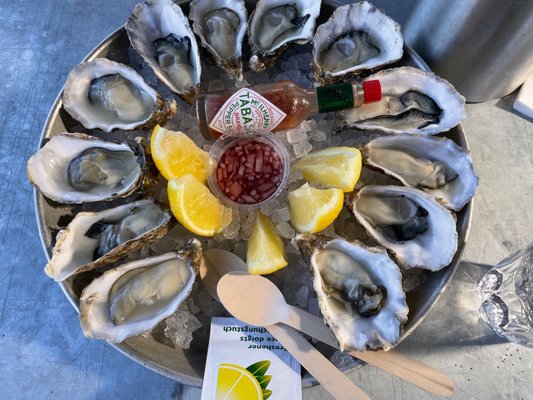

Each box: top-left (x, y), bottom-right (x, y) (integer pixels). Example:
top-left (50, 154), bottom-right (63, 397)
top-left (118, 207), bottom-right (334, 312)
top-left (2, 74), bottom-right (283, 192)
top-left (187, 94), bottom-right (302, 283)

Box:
top-left (209, 88), bottom-right (287, 135)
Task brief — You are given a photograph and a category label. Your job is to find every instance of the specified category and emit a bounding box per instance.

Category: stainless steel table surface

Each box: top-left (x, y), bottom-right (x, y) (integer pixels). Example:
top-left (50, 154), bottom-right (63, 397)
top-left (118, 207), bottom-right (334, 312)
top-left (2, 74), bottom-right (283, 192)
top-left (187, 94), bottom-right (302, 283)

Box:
top-left (1, 0), bottom-right (532, 399)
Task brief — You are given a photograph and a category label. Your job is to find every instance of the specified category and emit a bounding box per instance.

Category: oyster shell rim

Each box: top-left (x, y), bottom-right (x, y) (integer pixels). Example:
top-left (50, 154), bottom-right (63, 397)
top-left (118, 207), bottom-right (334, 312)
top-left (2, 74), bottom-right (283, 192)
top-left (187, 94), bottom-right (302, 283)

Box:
top-left (189, 0), bottom-right (248, 80)
top-left (362, 134), bottom-right (479, 211)
top-left (27, 132), bottom-right (147, 204)
top-left (247, 0), bottom-right (322, 71)
top-left (296, 233), bottom-right (409, 352)
top-left (62, 57), bottom-right (177, 132)
top-left (311, 1), bottom-right (404, 84)
top-left (338, 66), bottom-right (467, 135)
top-left (125, 0), bottom-right (202, 104)
top-left (346, 184), bottom-right (459, 271)
top-left (45, 198), bottom-right (173, 282)
top-left (79, 239), bottom-right (202, 343)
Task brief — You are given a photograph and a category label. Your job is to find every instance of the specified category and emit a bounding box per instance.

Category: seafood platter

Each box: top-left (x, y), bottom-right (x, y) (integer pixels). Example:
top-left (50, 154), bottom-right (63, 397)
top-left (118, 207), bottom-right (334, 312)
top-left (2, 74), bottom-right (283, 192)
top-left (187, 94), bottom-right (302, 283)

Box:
top-left (29, 0), bottom-right (477, 388)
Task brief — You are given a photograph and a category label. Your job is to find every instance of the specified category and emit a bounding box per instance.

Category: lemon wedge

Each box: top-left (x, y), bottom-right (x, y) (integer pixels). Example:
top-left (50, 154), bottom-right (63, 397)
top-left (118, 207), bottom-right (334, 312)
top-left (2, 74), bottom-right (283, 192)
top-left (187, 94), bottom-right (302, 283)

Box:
top-left (288, 183), bottom-right (344, 233)
top-left (151, 125), bottom-right (213, 183)
top-left (293, 146), bottom-right (362, 192)
top-left (216, 363), bottom-right (263, 400)
top-left (247, 213), bottom-right (288, 275)
top-left (167, 174), bottom-right (232, 236)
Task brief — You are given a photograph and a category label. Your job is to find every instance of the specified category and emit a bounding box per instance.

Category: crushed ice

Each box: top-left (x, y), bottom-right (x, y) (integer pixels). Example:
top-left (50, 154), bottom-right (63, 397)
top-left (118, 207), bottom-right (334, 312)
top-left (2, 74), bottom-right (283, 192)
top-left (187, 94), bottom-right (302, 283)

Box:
top-left (132, 34), bottom-right (385, 357)
top-left (164, 304), bottom-right (203, 350)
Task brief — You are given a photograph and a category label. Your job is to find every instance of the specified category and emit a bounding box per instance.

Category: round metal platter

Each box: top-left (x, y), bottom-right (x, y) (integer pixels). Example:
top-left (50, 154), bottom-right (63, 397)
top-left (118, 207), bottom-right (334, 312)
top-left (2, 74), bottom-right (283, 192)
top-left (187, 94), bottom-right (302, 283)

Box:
top-left (34, 0), bottom-right (472, 388)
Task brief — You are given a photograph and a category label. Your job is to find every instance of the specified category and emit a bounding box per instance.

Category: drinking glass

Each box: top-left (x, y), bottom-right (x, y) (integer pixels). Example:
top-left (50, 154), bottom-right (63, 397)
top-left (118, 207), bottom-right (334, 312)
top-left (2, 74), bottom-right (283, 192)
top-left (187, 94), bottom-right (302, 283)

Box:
top-left (477, 242), bottom-right (533, 347)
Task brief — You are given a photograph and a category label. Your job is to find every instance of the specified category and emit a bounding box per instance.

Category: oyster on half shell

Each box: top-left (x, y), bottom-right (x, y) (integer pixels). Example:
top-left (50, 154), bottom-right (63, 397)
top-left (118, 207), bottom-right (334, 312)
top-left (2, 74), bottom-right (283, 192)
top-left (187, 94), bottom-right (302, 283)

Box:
top-left (363, 134), bottom-right (478, 211)
top-left (189, 0), bottom-right (247, 80)
top-left (28, 133), bottom-right (145, 204)
top-left (297, 235), bottom-right (409, 351)
top-left (338, 67), bottom-right (466, 135)
top-left (79, 239), bottom-right (201, 343)
top-left (312, 1), bottom-right (403, 84)
top-left (126, 0), bottom-right (202, 103)
top-left (346, 185), bottom-right (458, 271)
top-left (45, 199), bottom-right (172, 282)
top-left (248, 0), bottom-right (321, 71)
top-left (63, 58), bottom-right (177, 132)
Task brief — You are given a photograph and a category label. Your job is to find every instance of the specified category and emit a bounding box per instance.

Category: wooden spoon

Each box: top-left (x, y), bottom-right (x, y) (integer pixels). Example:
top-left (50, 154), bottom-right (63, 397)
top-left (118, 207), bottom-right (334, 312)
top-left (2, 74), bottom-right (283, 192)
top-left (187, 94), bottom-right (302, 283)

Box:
top-left (200, 250), bottom-right (454, 396)
top-left (203, 251), bottom-right (369, 398)
top-left (216, 275), bottom-right (371, 400)
top-left (200, 248), bottom-right (248, 301)
top-left (266, 324), bottom-right (371, 400)
top-left (216, 271), bottom-right (454, 397)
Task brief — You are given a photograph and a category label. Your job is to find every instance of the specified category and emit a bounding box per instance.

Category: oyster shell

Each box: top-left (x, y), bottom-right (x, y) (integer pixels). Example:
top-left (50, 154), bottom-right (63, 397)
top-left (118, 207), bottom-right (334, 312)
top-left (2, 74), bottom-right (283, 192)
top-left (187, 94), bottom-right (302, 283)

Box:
top-left (79, 239), bottom-right (201, 343)
top-left (27, 132), bottom-right (145, 204)
top-left (189, 0), bottom-right (247, 80)
top-left (63, 58), bottom-right (177, 132)
top-left (363, 134), bottom-right (478, 211)
top-left (339, 67), bottom-right (466, 135)
top-left (126, 0), bottom-right (202, 103)
top-left (346, 185), bottom-right (458, 271)
top-left (312, 2), bottom-right (403, 84)
top-left (45, 199), bottom-right (172, 282)
top-left (297, 235), bottom-right (408, 351)
top-left (248, 0), bottom-right (321, 71)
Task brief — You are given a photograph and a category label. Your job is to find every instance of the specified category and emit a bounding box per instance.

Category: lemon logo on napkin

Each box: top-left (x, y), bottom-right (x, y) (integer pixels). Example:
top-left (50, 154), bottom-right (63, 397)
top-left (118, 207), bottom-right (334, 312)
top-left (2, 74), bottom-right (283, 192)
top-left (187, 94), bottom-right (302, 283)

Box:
top-left (201, 318), bottom-right (300, 400)
top-left (215, 360), bottom-right (272, 400)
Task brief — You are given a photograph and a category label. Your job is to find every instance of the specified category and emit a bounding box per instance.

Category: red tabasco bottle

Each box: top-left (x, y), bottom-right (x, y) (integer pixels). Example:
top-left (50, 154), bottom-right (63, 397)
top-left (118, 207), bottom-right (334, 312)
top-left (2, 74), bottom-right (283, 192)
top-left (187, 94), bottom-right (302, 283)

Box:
top-left (196, 80), bottom-right (382, 140)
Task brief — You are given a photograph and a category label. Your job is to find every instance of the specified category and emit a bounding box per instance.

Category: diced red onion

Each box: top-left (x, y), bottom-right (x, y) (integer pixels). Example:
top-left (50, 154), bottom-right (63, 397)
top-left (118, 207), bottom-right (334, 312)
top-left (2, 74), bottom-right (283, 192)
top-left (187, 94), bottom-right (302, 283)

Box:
top-left (229, 181), bottom-right (243, 197)
top-left (215, 138), bottom-right (285, 205)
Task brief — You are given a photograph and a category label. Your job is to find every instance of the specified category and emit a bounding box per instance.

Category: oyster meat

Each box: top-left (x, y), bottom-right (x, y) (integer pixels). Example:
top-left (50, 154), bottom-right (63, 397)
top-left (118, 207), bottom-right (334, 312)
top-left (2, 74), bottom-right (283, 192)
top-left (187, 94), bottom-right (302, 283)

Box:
top-left (126, 0), bottom-right (202, 103)
top-left (297, 235), bottom-right (409, 351)
top-left (63, 58), bottom-right (176, 132)
top-left (248, 0), bottom-right (321, 71)
top-left (80, 239), bottom-right (201, 343)
top-left (45, 199), bottom-right (172, 282)
top-left (347, 185), bottom-right (458, 271)
top-left (363, 134), bottom-right (478, 210)
top-left (312, 2), bottom-right (403, 84)
top-left (189, 0), bottom-right (247, 80)
top-left (28, 133), bottom-right (145, 204)
top-left (339, 67), bottom-right (466, 135)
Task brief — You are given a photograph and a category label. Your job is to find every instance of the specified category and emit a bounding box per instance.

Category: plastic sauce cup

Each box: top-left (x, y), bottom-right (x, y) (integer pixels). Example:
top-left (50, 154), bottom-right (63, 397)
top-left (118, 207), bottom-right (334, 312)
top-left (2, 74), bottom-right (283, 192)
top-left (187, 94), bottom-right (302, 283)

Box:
top-left (208, 131), bottom-right (290, 208)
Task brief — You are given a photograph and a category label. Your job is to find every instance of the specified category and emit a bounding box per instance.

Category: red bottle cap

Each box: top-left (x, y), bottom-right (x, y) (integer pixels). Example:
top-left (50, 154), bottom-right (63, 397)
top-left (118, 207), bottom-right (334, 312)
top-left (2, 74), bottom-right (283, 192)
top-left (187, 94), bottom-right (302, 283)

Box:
top-left (362, 80), bottom-right (382, 103)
